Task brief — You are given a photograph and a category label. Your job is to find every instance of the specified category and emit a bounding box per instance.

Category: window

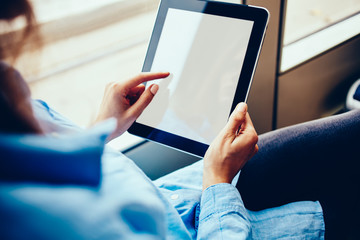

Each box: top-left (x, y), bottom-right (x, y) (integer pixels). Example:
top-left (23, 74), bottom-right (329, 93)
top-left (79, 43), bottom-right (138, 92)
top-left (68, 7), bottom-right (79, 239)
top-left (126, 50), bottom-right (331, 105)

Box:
top-left (284, 0), bottom-right (360, 45)
top-left (281, 0), bottom-right (360, 72)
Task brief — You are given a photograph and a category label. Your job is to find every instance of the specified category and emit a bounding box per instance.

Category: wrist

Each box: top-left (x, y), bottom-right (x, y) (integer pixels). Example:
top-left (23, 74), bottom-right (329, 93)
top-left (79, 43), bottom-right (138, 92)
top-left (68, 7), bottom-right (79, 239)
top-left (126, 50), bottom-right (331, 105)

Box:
top-left (202, 174), bottom-right (232, 191)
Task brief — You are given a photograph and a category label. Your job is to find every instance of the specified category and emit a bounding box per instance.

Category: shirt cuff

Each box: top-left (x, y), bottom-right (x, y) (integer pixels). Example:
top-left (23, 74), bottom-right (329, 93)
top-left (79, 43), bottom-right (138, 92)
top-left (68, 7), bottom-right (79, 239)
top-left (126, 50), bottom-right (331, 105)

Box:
top-left (200, 183), bottom-right (249, 222)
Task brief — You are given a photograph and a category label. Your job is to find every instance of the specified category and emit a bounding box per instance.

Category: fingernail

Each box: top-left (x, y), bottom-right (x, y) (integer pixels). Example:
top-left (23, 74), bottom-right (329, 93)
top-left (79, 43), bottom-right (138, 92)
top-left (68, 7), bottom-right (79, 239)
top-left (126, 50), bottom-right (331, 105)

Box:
top-left (237, 102), bottom-right (247, 113)
top-left (150, 84), bottom-right (159, 95)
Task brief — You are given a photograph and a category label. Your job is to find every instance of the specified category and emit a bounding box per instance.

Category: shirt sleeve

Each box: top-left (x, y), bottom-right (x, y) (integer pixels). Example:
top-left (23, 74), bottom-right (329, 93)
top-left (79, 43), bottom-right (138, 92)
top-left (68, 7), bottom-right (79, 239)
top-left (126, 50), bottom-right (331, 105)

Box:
top-left (197, 183), bottom-right (251, 240)
top-left (0, 119), bottom-right (116, 186)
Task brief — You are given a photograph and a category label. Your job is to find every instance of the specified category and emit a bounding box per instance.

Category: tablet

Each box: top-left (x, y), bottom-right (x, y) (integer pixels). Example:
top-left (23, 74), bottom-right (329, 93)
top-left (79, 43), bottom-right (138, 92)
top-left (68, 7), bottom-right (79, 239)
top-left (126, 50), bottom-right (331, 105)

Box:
top-left (128, 0), bottom-right (269, 157)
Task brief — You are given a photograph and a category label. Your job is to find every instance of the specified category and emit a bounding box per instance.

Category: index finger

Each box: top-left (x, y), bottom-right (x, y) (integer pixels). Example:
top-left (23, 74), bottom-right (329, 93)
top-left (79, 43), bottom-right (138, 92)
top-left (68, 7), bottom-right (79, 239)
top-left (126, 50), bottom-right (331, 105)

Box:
top-left (233, 113), bottom-right (258, 144)
top-left (124, 72), bottom-right (170, 89)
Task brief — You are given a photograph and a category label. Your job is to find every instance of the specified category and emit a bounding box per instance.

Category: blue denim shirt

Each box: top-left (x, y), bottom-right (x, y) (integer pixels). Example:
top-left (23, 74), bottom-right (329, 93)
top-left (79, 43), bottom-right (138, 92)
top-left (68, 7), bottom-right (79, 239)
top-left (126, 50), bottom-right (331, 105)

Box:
top-left (0, 100), bottom-right (325, 239)
top-left (156, 159), bottom-right (325, 239)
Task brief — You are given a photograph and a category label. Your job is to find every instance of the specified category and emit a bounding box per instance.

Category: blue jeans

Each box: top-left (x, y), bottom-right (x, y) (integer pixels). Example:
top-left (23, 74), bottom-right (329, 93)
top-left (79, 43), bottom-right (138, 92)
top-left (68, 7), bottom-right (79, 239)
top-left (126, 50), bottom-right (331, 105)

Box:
top-left (237, 110), bottom-right (360, 239)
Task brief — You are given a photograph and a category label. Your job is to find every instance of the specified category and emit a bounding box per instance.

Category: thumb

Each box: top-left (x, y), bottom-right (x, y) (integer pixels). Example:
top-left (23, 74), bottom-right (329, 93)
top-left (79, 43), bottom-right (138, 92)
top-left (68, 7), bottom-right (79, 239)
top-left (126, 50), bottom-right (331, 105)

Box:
top-left (225, 102), bottom-right (247, 136)
top-left (129, 84), bottom-right (159, 118)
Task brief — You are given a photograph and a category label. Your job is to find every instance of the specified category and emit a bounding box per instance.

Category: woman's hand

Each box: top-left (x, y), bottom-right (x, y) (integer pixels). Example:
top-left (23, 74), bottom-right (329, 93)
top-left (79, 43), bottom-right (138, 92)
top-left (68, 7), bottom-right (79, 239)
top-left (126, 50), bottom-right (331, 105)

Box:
top-left (203, 102), bottom-right (259, 190)
top-left (94, 72), bottom-right (170, 141)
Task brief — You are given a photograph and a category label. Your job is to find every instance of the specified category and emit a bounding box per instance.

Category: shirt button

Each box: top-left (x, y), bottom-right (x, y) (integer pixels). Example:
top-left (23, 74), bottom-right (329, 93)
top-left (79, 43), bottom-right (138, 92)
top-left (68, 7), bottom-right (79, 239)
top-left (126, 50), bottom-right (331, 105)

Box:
top-left (50, 132), bottom-right (60, 137)
top-left (170, 194), bottom-right (179, 200)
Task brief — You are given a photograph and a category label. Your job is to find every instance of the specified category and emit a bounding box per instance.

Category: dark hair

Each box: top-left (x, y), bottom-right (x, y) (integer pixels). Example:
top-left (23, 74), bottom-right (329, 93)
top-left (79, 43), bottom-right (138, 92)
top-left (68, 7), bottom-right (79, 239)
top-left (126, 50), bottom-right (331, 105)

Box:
top-left (0, 0), bottom-right (33, 20)
top-left (0, 0), bottom-right (42, 134)
top-left (0, 0), bottom-right (40, 62)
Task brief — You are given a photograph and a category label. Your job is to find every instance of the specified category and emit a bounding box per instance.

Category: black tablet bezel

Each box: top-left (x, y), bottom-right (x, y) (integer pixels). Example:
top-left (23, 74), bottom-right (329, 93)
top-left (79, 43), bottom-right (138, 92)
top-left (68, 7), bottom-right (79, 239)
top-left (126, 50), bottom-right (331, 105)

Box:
top-left (128, 0), bottom-right (269, 157)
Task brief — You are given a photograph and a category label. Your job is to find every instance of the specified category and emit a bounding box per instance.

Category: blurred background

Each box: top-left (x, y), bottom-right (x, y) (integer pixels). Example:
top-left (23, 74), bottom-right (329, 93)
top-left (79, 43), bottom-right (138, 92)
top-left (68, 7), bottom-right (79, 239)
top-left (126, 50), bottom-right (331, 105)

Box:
top-left (3, 0), bottom-right (360, 178)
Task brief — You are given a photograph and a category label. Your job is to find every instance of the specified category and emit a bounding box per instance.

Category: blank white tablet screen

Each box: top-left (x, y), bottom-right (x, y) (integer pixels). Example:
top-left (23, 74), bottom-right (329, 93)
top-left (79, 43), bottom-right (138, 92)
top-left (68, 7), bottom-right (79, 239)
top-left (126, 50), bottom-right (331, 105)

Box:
top-left (137, 8), bottom-right (254, 145)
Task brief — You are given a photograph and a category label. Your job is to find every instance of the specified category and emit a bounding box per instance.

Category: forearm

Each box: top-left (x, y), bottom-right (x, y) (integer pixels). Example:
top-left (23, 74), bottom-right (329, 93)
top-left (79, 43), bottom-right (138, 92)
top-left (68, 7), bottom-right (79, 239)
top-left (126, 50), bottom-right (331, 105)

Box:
top-left (197, 183), bottom-right (251, 240)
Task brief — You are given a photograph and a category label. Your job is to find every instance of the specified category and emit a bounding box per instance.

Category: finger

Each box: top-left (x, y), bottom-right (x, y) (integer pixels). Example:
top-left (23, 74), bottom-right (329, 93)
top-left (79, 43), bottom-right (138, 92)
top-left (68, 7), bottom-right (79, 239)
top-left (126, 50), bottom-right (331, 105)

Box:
top-left (124, 72), bottom-right (169, 90)
top-left (129, 84), bottom-right (145, 93)
top-left (128, 84), bottom-right (145, 97)
top-left (127, 85), bottom-right (145, 105)
top-left (254, 144), bottom-right (259, 154)
top-left (247, 144), bottom-right (259, 160)
top-left (225, 102), bottom-right (248, 137)
top-left (234, 113), bottom-right (258, 137)
top-left (233, 118), bottom-right (258, 152)
top-left (129, 84), bottom-right (159, 118)
top-left (241, 113), bottom-right (257, 136)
